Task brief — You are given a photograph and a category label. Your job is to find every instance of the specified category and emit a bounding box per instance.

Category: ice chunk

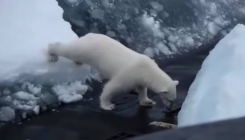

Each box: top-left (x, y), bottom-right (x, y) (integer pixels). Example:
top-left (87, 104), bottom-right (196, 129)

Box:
top-left (33, 106), bottom-right (40, 115)
top-left (168, 35), bottom-right (179, 43)
top-left (13, 99), bottom-right (34, 111)
top-left (106, 31), bottom-right (116, 37)
top-left (13, 91), bottom-right (36, 101)
top-left (52, 81), bottom-right (88, 103)
top-left (150, 2), bottom-right (163, 12)
top-left (85, 0), bottom-right (93, 6)
top-left (22, 112), bottom-right (27, 119)
top-left (22, 82), bottom-right (42, 95)
top-left (58, 93), bottom-right (83, 104)
top-left (178, 24), bottom-right (245, 127)
top-left (168, 42), bottom-right (178, 53)
top-left (0, 0), bottom-right (91, 85)
top-left (0, 106), bottom-right (15, 121)
top-left (213, 16), bottom-right (229, 27)
top-left (141, 12), bottom-right (164, 38)
top-left (209, 2), bottom-right (218, 16)
top-left (91, 9), bottom-right (104, 19)
top-left (155, 42), bottom-right (171, 55)
top-left (143, 47), bottom-right (155, 58)
top-left (207, 21), bottom-right (221, 35)
top-left (65, 0), bottom-right (82, 7)
top-left (183, 36), bottom-right (194, 47)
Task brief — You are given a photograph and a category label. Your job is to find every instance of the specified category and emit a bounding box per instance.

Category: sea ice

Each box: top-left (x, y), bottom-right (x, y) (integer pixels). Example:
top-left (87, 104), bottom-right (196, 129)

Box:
top-left (0, 0), bottom-right (91, 85)
top-left (178, 24), bottom-right (245, 127)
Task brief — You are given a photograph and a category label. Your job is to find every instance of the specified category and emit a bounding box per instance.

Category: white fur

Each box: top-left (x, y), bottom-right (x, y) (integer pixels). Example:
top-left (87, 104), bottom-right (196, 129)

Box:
top-left (45, 33), bottom-right (179, 110)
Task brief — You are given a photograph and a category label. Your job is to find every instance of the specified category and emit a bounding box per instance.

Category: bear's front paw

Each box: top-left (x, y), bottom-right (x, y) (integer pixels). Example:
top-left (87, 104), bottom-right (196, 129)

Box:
top-left (100, 103), bottom-right (115, 111)
top-left (140, 99), bottom-right (156, 107)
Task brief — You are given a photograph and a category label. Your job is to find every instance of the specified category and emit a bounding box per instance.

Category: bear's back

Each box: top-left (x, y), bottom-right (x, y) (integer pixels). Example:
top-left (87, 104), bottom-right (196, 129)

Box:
top-left (73, 33), bottom-right (143, 79)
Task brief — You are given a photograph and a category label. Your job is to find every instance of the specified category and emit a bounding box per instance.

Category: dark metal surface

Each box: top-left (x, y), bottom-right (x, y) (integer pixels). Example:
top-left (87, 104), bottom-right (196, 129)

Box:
top-left (130, 116), bottom-right (245, 140)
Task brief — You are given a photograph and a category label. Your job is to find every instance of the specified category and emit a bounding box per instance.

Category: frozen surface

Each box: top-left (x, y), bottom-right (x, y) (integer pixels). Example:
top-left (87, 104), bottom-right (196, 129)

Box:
top-left (0, 81), bottom-right (87, 121)
top-left (0, 0), bottom-right (95, 122)
top-left (0, 0), bottom-right (93, 85)
top-left (178, 24), bottom-right (245, 127)
top-left (61, 0), bottom-right (245, 59)
top-left (52, 81), bottom-right (88, 103)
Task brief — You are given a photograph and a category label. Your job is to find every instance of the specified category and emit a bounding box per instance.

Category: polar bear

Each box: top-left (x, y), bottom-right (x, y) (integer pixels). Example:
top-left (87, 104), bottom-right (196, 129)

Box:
top-left (45, 33), bottom-right (179, 110)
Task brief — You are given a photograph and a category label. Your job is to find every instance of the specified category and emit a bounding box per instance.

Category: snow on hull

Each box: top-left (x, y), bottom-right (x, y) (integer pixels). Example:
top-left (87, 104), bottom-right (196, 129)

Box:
top-left (178, 24), bottom-right (245, 127)
top-left (0, 0), bottom-right (91, 85)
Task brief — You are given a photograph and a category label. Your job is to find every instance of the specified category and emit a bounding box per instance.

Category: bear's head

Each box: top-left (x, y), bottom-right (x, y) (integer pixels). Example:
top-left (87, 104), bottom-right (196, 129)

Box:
top-left (158, 80), bottom-right (179, 111)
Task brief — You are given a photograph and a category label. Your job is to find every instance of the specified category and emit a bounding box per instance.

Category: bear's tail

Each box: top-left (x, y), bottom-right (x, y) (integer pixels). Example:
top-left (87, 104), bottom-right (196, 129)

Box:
top-left (44, 42), bottom-right (60, 62)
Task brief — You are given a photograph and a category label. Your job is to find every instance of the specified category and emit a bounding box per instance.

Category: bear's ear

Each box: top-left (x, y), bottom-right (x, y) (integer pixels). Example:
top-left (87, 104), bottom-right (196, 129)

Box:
top-left (173, 80), bottom-right (179, 86)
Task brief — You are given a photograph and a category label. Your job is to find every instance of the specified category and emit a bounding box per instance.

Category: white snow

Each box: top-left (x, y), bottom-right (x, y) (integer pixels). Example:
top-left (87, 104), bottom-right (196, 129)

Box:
top-left (33, 106), bottom-right (40, 115)
top-left (178, 24), bottom-right (245, 127)
top-left (155, 42), bottom-right (171, 55)
top-left (0, 81), bottom-right (88, 115)
top-left (65, 0), bottom-right (83, 7)
top-left (168, 35), bottom-right (179, 43)
top-left (168, 42), bottom-right (178, 53)
top-left (13, 91), bottom-right (37, 101)
top-left (141, 12), bottom-right (164, 38)
top-left (22, 82), bottom-right (42, 95)
top-left (52, 81), bottom-right (88, 103)
top-left (0, 0), bottom-right (92, 85)
top-left (0, 0), bottom-right (93, 122)
top-left (207, 21), bottom-right (222, 35)
top-left (150, 2), bottom-right (163, 12)
top-left (183, 36), bottom-right (195, 47)
top-left (213, 16), bottom-right (229, 27)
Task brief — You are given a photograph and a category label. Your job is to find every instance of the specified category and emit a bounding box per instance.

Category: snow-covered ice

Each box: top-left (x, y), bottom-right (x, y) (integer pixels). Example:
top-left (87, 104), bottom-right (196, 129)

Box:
top-left (0, 0), bottom-right (92, 85)
top-left (141, 12), bottom-right (164, 38)
top-left (33, 106), bottom-right (40, 115)
top-left (178, 24), bottom-right (245, 127)
top-left (52, 81), bottom-right (88, 103)
top-left (0, 0), bottom-right (93, 122)
top-left (13, 91), bottom-right (37, 101)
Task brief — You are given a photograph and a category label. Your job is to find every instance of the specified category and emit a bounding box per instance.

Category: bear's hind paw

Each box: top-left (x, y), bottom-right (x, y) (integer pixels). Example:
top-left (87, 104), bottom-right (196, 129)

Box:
top-left (100, 103), bottom-right (115, 111)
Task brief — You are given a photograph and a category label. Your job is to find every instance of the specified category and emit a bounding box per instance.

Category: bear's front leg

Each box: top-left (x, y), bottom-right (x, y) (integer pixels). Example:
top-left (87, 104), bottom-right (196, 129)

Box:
top-left (100, 79), bottom-right (124, 110)
top-left (135, 87), bottom-right (156, 107)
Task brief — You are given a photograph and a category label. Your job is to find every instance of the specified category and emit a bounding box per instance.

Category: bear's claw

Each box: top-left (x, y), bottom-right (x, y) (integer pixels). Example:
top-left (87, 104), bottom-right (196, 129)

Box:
top-left (140, 99), bottom-right (156, 107)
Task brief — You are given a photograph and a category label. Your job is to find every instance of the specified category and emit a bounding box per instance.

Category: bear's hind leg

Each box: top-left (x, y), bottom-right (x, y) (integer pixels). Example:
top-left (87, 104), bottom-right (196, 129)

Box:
top-left (135, 87), bottom-right (156, 107)
top-left (100, 79), bottom-right (125, 110)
